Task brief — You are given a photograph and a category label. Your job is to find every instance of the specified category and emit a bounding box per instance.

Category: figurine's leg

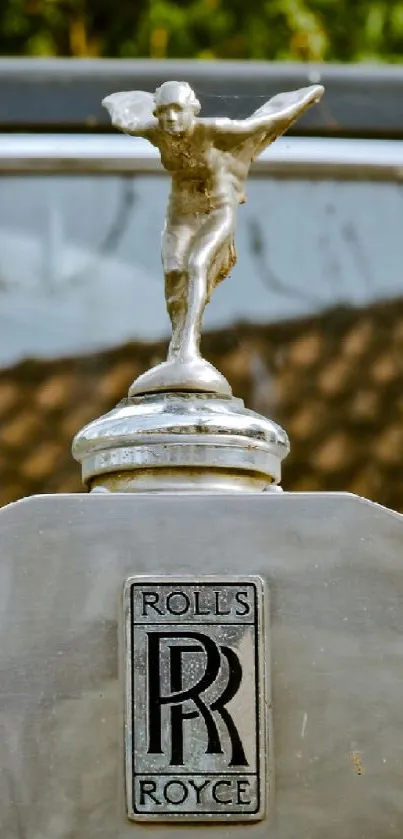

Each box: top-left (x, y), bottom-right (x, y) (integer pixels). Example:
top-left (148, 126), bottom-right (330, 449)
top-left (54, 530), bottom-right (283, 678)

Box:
top-left (182, 206), bottom-right (233, 358)
top-left (162, 219), bottom-right (193, 360)
top-left (165, 271), bottom-right (187, 359)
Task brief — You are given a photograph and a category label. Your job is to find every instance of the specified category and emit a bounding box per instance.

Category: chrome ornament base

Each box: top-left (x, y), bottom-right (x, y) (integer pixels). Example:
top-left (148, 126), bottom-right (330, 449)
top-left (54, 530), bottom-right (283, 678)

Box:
top-left (129, 355), bottom-right (232, 398)
top-left (72, 391), bottom-right (290, 493)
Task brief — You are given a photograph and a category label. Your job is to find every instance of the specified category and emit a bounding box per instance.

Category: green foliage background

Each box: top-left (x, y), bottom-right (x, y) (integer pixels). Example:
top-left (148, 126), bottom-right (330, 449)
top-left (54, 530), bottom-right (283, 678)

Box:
top-left (1, 0), bottom-right (403, 61)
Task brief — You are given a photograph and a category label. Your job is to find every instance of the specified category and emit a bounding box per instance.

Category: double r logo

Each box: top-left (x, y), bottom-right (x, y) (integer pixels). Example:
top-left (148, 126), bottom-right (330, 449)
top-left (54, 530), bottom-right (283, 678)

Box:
top-left (147, 631), bottom-right (247, 767)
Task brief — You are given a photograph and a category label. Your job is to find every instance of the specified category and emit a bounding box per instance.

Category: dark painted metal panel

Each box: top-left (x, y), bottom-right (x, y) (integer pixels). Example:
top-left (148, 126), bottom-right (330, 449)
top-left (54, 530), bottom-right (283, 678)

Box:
top-left (0, 59), bottom-right (402, 137)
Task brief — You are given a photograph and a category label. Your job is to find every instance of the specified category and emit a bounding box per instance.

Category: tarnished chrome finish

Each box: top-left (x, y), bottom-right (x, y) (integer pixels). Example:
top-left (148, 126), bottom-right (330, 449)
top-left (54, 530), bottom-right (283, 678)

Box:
top-left (104, 80), bottom-right (323, 396)
top-left (124, 576), bottom-right (268, 822)
top-left (72, 392), bottom-right (289, 492)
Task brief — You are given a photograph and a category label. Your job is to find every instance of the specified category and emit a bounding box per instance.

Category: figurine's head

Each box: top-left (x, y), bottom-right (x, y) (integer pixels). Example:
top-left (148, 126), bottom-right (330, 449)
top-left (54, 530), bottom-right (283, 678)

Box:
top-left (153, 81), bottom-right (200, 135)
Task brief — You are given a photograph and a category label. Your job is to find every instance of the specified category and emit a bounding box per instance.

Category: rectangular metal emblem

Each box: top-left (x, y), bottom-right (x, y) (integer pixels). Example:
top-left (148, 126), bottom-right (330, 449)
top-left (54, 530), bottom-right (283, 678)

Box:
top-left (123, 576), bottom-right (268, 822)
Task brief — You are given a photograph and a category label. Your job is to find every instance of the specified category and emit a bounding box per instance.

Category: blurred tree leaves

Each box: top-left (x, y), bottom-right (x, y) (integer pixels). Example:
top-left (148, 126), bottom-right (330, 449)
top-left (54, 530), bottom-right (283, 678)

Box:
top-left (1, 0), bottom-right (403, 61)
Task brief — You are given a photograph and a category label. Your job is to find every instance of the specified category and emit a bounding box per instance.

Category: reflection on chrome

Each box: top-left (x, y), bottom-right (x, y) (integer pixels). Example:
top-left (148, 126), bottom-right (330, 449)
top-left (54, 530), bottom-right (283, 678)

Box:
top-left (0, 135), bottom-right (402, 179)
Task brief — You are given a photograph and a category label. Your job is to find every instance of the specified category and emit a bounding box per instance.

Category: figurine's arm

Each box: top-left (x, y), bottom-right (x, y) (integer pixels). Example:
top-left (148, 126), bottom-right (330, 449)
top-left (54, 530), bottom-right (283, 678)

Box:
top-left (102, 91), bottom-right (158, 140)
top-left (203, 84), bottom-right (324, 141)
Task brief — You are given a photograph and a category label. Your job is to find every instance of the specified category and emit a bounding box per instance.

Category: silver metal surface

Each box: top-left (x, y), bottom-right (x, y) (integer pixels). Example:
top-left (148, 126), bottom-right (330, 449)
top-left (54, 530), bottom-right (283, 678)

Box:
top-left (1, 134), bottom-right (403, 179)
top-left (72, 392), bottom-right (289, 492)
top-left (1, 490), bottom-right (403, 837)
top-left (124, 576), bottom-right (267, 822)
top-left (104, 80), bottom-right (323, 395)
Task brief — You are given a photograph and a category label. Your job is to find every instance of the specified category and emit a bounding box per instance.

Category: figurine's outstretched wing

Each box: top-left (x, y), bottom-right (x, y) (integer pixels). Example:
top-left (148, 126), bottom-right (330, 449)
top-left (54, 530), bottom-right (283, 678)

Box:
top-left (211, 84), bottom-right (323, 161)
top-left (246, 84), bottom-right (324, 159)
top-left (251, 84), bottom-right (322, 124)
top-left (102, 90), bottom-right (157, 136)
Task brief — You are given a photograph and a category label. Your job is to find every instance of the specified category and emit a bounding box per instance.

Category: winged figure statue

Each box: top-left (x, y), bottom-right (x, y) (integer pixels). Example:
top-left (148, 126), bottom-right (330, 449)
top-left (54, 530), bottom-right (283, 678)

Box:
top-left (103, 80), bottom-right (324, 396)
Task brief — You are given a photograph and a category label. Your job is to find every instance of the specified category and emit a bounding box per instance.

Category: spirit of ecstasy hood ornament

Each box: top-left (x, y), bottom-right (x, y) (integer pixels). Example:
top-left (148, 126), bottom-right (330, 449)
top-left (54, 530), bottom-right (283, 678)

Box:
top-left (73, 79), bottom-right (323, 493)
top-left (103, 79), bottom-right (324, 398)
